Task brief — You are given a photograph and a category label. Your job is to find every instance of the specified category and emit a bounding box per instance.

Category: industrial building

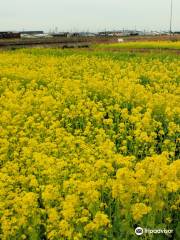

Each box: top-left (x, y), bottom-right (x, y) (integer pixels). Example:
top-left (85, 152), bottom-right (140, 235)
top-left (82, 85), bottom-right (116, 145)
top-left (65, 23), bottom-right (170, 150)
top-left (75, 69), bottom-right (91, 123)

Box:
top-left (0, 31), bottom-right (20, 39)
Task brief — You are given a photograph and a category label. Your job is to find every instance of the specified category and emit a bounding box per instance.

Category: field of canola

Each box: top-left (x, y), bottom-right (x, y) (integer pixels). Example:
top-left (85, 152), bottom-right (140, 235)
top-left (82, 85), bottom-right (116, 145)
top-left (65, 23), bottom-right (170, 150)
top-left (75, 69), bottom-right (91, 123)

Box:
top-left (0, 48), bottom-right (180, 240)
top-left (94, 41), bottom-right (180, 50)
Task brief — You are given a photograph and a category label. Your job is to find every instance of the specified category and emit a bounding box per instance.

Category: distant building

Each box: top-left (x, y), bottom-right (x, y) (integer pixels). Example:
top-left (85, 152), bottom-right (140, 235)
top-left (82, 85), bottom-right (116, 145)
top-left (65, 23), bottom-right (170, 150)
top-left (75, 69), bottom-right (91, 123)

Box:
top-left (70, 32), bottom-right (81, 37)
top-left (98, 31), bottom-right (114, 37)
top-left (78, 32), bottom-right (97, 37)
top-left (98, 32), bottom-right (106, 36)
top-left (98, 31), bottom-right (139, 37)
top-left (20, 31), bottom-right (47, 38)
top-left (19, 31), bottom-right (44, 35)
top-left (51, 32), bottom-right (70, 38)
top-left (129, 31), bottom-right (139, 36)
top-left (0, 31), bottom-right (20, 39)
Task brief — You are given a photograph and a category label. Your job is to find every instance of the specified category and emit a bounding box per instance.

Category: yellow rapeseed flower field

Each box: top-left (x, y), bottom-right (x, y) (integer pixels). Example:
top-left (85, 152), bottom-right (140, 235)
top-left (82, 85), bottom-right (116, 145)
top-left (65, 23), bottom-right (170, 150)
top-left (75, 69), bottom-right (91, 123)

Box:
top-left (0, 47), bottom-right (180, 239)
top-left (95, 41), bottom-right (180, 50)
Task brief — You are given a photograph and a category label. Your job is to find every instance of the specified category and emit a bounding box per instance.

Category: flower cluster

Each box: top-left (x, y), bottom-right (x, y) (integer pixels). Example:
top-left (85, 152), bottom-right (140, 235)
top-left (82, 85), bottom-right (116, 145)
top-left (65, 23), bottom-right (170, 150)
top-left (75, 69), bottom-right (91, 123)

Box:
top-left (0, 48), bottom-right (179, 239)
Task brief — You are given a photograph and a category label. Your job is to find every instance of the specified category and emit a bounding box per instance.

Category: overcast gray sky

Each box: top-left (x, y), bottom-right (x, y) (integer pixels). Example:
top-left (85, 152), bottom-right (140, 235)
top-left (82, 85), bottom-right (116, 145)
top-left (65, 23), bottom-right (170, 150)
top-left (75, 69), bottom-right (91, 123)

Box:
top-left (0, 0), bottom-right (179, 32)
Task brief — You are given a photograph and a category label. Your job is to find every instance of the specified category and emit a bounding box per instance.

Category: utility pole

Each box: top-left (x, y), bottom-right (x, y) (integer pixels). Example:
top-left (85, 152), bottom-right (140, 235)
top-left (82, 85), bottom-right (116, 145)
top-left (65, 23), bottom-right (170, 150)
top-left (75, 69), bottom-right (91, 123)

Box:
top-left (170, 0), bottom-right (173, 35)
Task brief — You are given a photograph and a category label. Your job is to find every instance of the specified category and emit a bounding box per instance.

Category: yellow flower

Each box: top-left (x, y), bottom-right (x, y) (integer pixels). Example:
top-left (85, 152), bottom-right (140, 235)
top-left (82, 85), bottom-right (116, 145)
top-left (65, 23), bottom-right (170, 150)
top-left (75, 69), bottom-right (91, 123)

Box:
top-left (132, 203), bottom-right (152, 221)
top-left (166, 182), bottom-right (179, 192)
